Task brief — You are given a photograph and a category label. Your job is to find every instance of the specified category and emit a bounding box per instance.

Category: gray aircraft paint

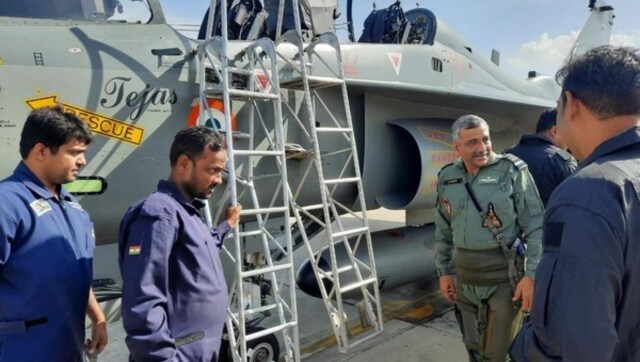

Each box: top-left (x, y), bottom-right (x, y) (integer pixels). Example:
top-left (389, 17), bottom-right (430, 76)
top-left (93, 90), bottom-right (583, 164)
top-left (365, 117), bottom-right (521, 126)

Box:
top-left (0, 0), bottom-right (613, 293)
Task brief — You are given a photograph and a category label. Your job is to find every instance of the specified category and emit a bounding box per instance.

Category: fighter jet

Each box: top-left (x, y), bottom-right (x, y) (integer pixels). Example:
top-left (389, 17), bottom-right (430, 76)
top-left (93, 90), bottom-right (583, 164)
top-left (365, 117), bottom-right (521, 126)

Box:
top-left (295, 0), bottom-right (615, 299)
top-left (0, 0), bottom-right (614, 359)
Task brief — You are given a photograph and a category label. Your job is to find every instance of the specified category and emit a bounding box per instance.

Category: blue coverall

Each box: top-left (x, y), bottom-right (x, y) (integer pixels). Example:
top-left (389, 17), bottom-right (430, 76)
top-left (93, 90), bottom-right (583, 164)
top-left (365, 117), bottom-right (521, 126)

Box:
top-left (0, 162), bottom-right (94, 362)
top-left (511, 126), bottom-right (640, 361)
top-left (119, 180), bottom-right (230, 362)
top-left (505, 135), bottom-right (577, 206)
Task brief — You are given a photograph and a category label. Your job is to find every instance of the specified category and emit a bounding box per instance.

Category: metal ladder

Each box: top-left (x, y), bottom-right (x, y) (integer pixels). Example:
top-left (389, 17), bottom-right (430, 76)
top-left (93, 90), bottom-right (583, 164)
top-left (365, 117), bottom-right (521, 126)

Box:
top-left (273, 0), bottom-right (384, 353)
top-left (197, 1), bottom-right (299, 361)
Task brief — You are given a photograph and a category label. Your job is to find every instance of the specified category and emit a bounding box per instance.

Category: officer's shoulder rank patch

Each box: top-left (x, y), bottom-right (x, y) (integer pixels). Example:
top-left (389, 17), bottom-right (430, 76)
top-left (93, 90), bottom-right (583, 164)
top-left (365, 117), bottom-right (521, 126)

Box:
top-left (437, 162), bottom-right (457, 177)
top-left (68, 202), bottom-right (84, 211)
top-left (556, 149), bottom-right (573, 161)
top-left (502, 153), bottom-right (527, 170)
top-left (30, 199), bottom-right (52, 217)
top-left (128, 245), bottom-right (142, 256)
top-left (482, 202), bottom-right (502, 228)
top-left (444, 178), bottom-right (463, 185)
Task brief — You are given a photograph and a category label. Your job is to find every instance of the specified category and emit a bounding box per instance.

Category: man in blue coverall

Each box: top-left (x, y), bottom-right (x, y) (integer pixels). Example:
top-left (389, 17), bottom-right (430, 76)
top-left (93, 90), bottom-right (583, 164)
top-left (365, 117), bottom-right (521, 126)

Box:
top-left (505, 108), bottom-right (577, 206)
top-left (0, 106), bottom-right (108, 361)
top-left (510, 46), bottom-right (640, 361)
top-left (119, 126), bottom-right (241, 361)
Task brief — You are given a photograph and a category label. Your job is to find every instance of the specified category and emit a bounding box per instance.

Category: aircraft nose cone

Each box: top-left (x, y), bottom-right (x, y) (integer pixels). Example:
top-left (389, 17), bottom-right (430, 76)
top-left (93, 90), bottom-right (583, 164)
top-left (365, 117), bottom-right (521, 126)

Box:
top-left (296, 257), bottom-right (332, 299)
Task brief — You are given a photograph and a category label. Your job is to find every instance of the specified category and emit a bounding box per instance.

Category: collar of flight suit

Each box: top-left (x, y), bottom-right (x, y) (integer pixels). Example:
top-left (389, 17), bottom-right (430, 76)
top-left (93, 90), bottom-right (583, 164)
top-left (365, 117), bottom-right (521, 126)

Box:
top-left (156, 180), bottom-right (206, 214)
top-left (579, 125), bottom-right (640, 169)
top-left (13, 162), bottom-right (73, 202)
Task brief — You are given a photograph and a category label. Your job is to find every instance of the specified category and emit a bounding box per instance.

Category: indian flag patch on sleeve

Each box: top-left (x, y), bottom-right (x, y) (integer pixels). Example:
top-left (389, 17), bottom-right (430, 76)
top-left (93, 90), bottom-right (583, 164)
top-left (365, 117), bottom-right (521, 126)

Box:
top-left (128, 245), bottom-right (142, 255)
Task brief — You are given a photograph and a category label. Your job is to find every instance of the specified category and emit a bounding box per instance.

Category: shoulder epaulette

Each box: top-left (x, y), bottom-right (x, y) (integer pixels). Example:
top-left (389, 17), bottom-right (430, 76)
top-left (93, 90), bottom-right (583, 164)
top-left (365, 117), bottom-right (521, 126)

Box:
top-left (555, 148), bottom-right (573, 161)
top-left (437, 162), bottom-right (456, 177)
top-left (502, 153), bottom-right (527, 170)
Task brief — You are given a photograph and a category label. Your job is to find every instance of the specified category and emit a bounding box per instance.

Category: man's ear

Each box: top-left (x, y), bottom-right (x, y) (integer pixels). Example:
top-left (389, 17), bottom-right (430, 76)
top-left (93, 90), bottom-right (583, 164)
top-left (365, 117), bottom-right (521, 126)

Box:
top-left (177, 154), bottom-right (192, 172)
top-left (31, 143), bottom-right (48, 161)
top-left (564, 91), bottom-right (581, 124)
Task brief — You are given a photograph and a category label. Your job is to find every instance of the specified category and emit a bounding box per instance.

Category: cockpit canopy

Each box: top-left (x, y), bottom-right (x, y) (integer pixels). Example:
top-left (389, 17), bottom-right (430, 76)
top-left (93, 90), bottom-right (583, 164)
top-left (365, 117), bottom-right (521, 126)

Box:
top-left (197, 0), bottom-right (314, 41)
top-left (196, 0), bottom-right (437, 45)
top-left (359, 1), bottom-right (437, 45)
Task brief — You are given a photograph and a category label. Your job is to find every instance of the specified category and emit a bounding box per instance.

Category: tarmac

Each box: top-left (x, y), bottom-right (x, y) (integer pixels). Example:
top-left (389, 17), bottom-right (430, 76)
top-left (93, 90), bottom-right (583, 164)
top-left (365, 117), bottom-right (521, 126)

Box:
top-left (97, 208), bottom-right (468, 361)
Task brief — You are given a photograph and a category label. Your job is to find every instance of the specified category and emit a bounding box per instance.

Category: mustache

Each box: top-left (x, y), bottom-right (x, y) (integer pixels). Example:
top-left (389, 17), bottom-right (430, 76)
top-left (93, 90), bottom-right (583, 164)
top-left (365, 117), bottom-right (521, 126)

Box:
top-left (472, 151), bottom-right (489, 158)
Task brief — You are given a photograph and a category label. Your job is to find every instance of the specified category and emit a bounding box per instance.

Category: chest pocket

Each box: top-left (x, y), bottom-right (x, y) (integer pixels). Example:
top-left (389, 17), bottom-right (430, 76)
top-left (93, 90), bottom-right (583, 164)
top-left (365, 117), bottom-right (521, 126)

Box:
top-left (67, 206), bottom-right (95, 258)
top-left (475, 170), bottom-right (515, 224)
top-left (441, 182), bottom-right (466, 219)
top-left (175, 217), bottom-right (226, 302)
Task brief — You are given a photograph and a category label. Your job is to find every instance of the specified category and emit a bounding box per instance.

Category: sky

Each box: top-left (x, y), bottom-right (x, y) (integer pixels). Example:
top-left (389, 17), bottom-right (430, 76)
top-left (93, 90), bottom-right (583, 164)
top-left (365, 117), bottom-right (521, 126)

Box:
top-left (159, 0), bottom-right (640, 78)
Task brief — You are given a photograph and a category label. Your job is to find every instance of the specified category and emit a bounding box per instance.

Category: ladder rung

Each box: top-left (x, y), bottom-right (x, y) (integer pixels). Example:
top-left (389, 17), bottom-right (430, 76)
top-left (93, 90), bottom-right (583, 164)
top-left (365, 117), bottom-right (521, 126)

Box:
top-left (332, 226), bottom-right (369, 239)
top-left (300, 203), bottom-right (324, 212)
top-left (231, 131), bottom-right (251, 139)
top-left (243, 303), bottom-right (279, 316)
top-left (233, 150), bottom-right (283, 156)
top-left (336, 265), bottom-right (354, 273)
top-left (212, 130), bottom-right (252, 139)
top-left (348, 329), bottom-right (384, 349)
top-left (241, 263), bottom-right (292, 278)
top-left (238, 229), bottom-right (264, 238)
top-left (280, 75), bottom-right (344, 90)
top-left (324, 177), bottom-right (361, 185)
top-left (241, 206), bottom-right (288, 216)
top-left (204, 88), bottom-right (279, 100)
top-left (227, 67), bottom-right (252, 75)
top-left (339, 277), bottom-right (377, 294)
top-left (316, 265), bottom-right (353, 280)
top-left (316, 127), bottom-right (353, 133)
top-left (246, 322), bottom-right (297, 342)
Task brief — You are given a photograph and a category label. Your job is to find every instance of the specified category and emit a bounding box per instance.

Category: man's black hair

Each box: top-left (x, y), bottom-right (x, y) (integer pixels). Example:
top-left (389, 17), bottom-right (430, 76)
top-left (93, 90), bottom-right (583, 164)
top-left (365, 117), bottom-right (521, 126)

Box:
top-left (170, 126), bottom-right (227, 167)
top-left (556, 46), bottom-right (640, 119)
top-left (19, 106), bottom-right (93, 159)
top-left (535, 108), bottom-right (558, 134)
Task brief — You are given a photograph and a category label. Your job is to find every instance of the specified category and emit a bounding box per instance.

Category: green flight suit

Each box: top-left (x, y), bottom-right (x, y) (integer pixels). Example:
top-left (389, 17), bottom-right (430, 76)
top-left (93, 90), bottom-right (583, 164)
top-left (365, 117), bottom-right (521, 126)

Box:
top-left (434, 152), bottom-right (543, 362)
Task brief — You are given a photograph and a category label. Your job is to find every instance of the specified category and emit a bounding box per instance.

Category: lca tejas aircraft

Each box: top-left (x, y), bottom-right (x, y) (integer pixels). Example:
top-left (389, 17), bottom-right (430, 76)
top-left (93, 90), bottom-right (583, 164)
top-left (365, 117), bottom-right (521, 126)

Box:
top-left (0, 0), bottom-right (614, 359)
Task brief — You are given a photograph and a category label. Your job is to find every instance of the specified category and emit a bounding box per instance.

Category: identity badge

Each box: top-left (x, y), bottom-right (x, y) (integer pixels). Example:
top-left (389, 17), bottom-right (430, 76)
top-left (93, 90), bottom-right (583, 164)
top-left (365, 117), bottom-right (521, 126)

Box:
top-left (30, 199), bottom-right (52, 217)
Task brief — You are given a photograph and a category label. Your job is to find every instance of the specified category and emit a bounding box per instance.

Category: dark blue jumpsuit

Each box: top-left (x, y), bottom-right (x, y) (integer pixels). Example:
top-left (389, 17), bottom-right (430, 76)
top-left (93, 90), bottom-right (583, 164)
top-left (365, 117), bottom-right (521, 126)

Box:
top-left (510, 126), bottom-right (640, 361)
top-left (505, 135), bottom-right (577, 206)
top-left (0, 163), bottom-right (94, 362)
top-left (119, 180), bottom-right (230, 362)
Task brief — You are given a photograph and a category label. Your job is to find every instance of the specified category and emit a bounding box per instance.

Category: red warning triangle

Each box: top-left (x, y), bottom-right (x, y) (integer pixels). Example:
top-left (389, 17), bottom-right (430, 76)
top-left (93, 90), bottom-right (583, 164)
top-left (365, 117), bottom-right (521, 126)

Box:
top-left (255, 70), bottom-right (270, 91)
top-left (387, 52), bottom-right (403, 75)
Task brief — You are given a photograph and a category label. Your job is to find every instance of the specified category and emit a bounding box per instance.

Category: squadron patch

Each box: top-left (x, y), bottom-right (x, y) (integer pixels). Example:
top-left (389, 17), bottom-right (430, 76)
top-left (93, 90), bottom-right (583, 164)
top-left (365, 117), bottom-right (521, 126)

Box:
top-left (128, 245), bottom-right (142, 256)
top-left (482, 202), bottom-right (502, 228)
top-left (441, 199), bottom-right (452, 218)
top-left (30, 199), bottom-right (52, 217)
top-left (444, 178), bottom-right (463, 185)
top-left (543, 222), bottom-right (564, 251)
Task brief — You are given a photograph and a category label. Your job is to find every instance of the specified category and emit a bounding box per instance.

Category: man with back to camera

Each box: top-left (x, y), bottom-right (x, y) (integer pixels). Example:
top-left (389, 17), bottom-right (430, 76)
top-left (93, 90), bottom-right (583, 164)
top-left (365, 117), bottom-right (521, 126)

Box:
top-left (435, 114), bottom-right (544, 361)
top-left (510, 46), bottom-right (640, 361)
top-left (0, 106), bottom-right (108, 361)
top-left (505, 108), bottom-right (577, 206)
top-left (119, 126), bottom-right (242, 361)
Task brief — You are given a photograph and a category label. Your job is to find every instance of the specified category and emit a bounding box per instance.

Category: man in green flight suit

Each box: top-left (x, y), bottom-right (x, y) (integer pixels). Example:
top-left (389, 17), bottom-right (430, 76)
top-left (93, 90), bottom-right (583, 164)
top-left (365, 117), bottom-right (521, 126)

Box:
top-left (435, 115), bottom-right (543, 361)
